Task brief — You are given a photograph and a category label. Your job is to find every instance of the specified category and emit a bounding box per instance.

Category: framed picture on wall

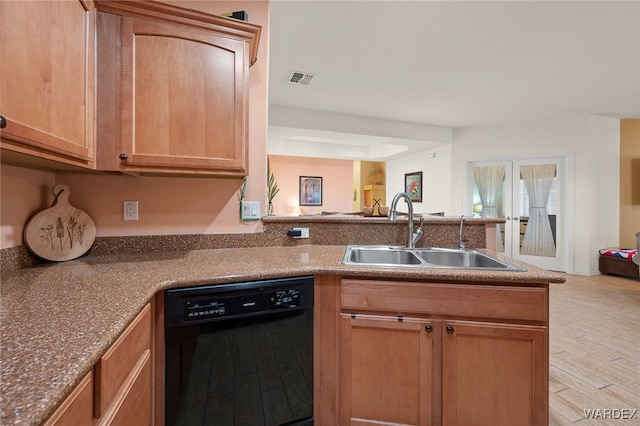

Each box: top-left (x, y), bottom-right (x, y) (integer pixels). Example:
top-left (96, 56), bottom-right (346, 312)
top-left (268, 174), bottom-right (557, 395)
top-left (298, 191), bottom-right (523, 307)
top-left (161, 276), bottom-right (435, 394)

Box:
top-left (299, 176), bottom-right (323, 206)
top-left (405, 171), bottom-right (423, 202)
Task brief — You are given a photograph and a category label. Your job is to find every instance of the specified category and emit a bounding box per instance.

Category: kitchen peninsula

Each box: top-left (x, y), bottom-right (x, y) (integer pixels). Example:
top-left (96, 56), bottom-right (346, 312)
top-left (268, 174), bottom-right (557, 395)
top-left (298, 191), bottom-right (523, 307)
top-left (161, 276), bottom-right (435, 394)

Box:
top-left (261, 214), bottom-right (503, 251)
top-left (1, 217), bottom-right (564, 425)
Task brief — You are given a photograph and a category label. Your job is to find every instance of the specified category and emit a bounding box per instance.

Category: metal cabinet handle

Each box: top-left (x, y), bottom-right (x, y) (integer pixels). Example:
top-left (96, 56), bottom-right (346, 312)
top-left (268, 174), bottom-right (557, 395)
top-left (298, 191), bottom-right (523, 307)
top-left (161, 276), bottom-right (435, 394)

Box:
top-left (119, 153), bottom-right (128, 161)
top-left (425, 324), bottom-right (433, 333)
top-left (446, 325), bottom-right (455, 334)
top-left (0, 115), bottom-right (6, 129)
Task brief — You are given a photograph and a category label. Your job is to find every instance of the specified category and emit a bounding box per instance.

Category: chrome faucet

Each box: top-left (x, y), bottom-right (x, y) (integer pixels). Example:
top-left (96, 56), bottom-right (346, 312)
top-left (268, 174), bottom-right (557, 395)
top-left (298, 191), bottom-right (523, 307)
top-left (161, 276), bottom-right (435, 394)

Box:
top-left (459, 215), bottom-right (467, 250)
top-left (389, 192), bottom-right (423, 248)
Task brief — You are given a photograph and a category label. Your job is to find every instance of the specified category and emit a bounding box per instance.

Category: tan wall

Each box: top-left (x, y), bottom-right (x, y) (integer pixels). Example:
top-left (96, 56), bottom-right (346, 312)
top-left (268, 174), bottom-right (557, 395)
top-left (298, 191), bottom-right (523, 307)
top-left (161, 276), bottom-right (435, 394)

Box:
top-left (268, 155), bottom-right (354, 216)
top-left (0, 164), bottom-right (56, 248)
top-left (0, 1), bottom-right (270, 249)
top-left (620, 119), bottom-right (640, 247)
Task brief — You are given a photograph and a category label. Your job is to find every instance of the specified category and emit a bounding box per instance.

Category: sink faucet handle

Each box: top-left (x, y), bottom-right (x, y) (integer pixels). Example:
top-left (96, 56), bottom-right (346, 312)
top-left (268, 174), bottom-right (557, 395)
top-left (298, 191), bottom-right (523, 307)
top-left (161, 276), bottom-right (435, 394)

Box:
top-left (411, 216), bottom-right (424, 246)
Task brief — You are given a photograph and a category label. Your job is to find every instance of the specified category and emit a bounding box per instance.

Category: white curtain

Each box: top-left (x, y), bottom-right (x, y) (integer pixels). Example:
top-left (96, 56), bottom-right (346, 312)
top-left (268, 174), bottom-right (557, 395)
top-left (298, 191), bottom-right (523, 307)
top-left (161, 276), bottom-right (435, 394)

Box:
top-left (474, 166), bottom-right (505, 251)
top-left (520, 164), bottom-right (556, 257)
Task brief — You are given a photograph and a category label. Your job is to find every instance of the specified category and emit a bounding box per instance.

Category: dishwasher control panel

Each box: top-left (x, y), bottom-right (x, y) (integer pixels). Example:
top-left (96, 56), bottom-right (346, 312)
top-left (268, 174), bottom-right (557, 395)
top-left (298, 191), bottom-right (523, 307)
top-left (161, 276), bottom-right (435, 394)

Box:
top-left (186, 299), bottom-right (227, 319)
top-left (271, 288), bottom-right (301, 309)
top-left (165, 276), bottom-right (314, 327)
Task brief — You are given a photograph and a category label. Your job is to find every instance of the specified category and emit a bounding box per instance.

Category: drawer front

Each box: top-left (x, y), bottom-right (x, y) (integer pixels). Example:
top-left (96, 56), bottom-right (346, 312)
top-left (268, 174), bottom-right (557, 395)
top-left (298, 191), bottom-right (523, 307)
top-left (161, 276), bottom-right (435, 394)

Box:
top-left (44, 372), bottom-right (93, 426)
top-left (95, 304), bottom-right (151, 417)
top-left (96, 351), bottom-right (151, 426)
top-left (341, 279), bottom-right (548, 322)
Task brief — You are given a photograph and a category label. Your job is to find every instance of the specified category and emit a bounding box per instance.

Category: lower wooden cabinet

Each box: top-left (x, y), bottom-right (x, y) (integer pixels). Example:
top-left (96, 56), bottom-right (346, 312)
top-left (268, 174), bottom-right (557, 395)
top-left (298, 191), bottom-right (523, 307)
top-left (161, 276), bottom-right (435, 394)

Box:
top-left (95, 303), bottom-right (151, 419)
top-left (44, 303), bottom-right (153, 425)
top-left (95, 303), bottom-right (152, 425)
top-left (315, 275), bottom-right (550, 426)
top-left (441, 320), bottom-right (548, 426)
top-left (96, 351), bottom-right (151, 426)
top-left (340, 315), bottom-right (433, 425)
top-left (43, 372), bottom-right (94, 426)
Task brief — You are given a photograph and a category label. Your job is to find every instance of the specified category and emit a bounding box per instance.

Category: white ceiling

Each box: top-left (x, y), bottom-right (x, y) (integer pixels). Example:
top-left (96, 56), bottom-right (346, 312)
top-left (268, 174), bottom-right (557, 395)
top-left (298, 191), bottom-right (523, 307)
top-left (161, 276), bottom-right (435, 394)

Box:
top-left (267, 0), bottom-right (640, 160)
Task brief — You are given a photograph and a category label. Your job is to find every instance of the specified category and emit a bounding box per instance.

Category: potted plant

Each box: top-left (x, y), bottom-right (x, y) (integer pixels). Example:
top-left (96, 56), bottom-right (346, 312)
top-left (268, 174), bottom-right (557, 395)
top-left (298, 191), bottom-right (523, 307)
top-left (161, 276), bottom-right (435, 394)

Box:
top-left (267, 172), bottom-right (280, 215)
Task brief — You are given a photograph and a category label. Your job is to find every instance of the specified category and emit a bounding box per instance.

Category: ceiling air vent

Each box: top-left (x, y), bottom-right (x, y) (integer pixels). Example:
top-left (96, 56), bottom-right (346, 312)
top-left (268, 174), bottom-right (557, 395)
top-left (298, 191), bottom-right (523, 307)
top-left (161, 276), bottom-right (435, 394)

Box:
top-left (289, 71), bottom-right (315, 86)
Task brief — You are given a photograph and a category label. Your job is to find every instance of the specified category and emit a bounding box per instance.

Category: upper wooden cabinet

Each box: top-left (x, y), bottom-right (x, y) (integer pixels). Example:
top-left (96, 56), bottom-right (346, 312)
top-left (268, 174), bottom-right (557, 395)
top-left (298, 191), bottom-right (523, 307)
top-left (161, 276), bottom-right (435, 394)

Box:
top-left (95, 1), bottom-right (261, 176)
top-left (0, 0), bottom-right (95, 169)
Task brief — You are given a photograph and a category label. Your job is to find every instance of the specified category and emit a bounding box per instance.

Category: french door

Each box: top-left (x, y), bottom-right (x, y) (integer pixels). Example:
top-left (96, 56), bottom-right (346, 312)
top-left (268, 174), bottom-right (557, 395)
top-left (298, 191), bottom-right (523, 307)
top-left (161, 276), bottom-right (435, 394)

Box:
top-left (465, 157), bottom-right (569, 272)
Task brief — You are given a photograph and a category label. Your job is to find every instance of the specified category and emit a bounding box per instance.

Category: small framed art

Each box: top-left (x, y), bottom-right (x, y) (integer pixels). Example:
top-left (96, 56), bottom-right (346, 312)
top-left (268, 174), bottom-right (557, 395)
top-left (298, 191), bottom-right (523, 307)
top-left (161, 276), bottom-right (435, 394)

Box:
top-left (405, 171), bottom-right (423, 202)
top-left (299, 176), bottom-right (322, 206)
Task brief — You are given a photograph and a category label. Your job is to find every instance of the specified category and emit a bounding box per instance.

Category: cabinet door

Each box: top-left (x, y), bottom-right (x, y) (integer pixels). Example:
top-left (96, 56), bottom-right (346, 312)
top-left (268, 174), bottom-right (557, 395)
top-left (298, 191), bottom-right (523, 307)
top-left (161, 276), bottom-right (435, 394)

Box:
top-left (340, 315), bottom-right (433, 425)
top-left (0, 0), bottom-right (94, 167)
top-left (442, 320), bottom-right (548, 426)
top-left (99, 15), bottom-right (249, 175)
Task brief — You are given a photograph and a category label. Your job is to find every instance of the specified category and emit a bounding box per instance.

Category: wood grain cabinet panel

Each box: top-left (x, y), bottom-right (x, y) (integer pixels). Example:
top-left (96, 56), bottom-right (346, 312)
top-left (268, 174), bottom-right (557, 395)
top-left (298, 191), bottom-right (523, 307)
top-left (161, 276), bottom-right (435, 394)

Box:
top-left (96, 351), bottom-right (152, 426)
top-left (341, 278), bottom-right (548, 322)
top-left (95, 1), bottom-right (261, 176)
top-left (0, 0), bottom-right (95, 168)
top-left (43, 303), bottom-right (154, 426)
top-left (442, 320), bottom-right (548, 426)
top-left (340, 315), bottom-right (432, 425)
top-left (317, 277), bottom-right (550, 425)
top-left (94, 303), bottom-right (151, 418)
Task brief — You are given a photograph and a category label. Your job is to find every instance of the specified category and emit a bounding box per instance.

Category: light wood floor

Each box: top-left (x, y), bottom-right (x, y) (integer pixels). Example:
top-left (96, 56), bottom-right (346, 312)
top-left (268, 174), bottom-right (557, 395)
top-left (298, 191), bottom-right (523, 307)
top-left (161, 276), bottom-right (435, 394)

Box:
top-left (549, 273), bottom-right (640, 425)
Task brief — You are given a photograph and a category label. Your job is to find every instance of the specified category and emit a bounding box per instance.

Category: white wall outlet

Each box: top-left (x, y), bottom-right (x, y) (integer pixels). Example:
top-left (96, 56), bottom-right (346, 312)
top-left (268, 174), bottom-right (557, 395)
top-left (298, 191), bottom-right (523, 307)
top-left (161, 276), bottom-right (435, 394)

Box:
top-left (123, 200), bottom-right (138, 221)
top-left (241, 201), bottom-right (260, 220)
top-left (293, 227), bottom-right (309, 238)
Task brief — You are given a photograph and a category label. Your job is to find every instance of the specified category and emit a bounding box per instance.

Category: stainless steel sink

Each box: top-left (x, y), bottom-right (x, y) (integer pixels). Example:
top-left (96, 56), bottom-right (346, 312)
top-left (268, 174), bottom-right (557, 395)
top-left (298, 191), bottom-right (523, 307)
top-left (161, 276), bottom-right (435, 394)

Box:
top-left (342, 245), bottom-right (525, 271)
top-left (345, 246), bottom-right (423, 266)
top-left (413, 248), bottom-right (523, 270)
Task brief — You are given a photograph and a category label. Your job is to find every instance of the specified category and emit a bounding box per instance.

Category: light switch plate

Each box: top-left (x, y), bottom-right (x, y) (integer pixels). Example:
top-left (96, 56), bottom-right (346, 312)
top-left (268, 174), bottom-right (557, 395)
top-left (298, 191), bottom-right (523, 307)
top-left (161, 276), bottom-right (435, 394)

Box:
top-left (241, 201), bottom-right (260, 221)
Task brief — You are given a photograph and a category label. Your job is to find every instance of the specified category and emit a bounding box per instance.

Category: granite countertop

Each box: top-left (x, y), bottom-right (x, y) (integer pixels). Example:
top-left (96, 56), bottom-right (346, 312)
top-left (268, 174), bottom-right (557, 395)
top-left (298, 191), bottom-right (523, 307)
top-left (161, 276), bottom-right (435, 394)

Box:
top-left (0, 245), bottom-right (564, 425)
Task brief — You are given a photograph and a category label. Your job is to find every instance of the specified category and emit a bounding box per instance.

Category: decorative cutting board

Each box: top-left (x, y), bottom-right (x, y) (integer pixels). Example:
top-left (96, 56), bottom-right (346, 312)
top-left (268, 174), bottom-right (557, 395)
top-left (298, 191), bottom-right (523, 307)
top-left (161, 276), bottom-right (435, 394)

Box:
top-left (24, 184), bottom-right (96, 261)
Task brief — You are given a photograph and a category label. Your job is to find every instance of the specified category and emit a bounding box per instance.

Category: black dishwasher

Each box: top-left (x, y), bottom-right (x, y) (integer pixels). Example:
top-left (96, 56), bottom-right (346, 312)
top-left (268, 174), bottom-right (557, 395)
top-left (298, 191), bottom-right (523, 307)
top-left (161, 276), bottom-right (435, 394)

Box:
top-left (164, 276), bottom-right (314, 426)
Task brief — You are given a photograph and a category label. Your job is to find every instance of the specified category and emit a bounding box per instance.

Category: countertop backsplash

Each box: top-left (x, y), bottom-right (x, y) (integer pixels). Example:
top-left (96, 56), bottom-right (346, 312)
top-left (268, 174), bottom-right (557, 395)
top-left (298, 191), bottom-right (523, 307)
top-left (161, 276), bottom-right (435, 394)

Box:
top-left (1, 216), bottom-right (494, 273)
